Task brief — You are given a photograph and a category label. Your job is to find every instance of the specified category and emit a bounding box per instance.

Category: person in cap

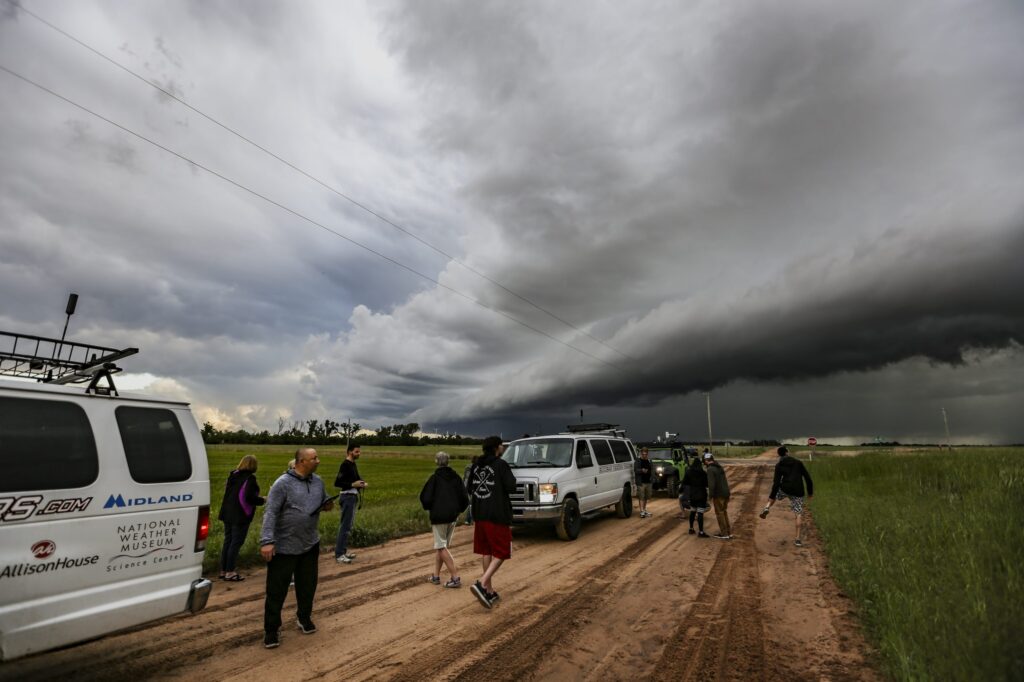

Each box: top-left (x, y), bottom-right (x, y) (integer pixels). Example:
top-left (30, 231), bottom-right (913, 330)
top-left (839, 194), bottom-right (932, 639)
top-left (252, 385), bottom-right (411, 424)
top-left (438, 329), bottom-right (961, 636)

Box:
top-left (704, 451), bottom-right (732, 539)
top-left (467, 436), bottom-right (516, 609)
top-left (760, 446), bottom-right (814, 547)
top-left (419, 451), bottom-right (469, 588)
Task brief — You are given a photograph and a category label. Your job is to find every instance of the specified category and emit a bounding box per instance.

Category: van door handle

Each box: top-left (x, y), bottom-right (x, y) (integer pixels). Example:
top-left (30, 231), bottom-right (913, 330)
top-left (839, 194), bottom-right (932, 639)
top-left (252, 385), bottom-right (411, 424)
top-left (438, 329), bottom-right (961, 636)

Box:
top-left (594, 477), bottom-right (598, 485)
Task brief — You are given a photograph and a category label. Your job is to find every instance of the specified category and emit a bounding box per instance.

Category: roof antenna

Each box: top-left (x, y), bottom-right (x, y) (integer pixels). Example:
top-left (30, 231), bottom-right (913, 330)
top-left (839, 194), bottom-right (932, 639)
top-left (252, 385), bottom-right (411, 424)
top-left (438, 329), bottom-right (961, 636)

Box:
top-left (53, 292), bottom-right (78, 362)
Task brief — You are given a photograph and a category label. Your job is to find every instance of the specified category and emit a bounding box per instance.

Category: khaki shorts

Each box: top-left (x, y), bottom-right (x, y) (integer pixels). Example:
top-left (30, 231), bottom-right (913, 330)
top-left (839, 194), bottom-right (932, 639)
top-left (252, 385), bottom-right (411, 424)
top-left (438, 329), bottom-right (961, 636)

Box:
top-left (638, 483), bottom-right (653, 501)
top-left (432, 522), bottom-right (457, 550)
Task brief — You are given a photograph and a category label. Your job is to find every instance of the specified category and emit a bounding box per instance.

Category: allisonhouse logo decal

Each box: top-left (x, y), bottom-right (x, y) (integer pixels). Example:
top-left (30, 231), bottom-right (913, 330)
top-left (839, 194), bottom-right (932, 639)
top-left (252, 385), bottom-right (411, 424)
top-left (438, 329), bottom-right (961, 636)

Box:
top-left (103, 493), bottom-right (193, 509)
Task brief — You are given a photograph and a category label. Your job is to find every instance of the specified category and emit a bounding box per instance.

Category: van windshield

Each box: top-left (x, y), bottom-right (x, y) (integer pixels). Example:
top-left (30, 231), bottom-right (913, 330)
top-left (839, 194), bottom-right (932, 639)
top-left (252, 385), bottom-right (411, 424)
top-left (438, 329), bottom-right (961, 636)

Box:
top-left (502, 439), bottom-right (573, 468)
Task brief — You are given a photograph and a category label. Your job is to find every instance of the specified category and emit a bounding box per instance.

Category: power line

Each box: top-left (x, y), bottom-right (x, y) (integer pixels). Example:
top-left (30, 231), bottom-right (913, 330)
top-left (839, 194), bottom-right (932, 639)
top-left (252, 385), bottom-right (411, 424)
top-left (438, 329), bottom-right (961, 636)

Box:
top-left (0, 63), bottom-right (631, 375)
top-left (6, 0), bottom-right (636, 363)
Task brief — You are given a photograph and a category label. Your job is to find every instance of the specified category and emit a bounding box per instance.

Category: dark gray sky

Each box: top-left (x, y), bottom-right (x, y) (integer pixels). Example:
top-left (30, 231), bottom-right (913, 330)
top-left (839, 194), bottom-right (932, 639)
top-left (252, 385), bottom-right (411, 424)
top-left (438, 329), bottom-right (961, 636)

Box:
top-left (2, 1), bottom-right (1022, 443)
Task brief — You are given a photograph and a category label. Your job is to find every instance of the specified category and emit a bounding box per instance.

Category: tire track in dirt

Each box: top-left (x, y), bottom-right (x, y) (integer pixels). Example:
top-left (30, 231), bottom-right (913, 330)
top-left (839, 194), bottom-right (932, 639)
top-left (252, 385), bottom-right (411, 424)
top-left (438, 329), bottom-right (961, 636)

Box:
top-left (376, 513), bottom-right (681, 682)
top-left (386, 470), bottom-right (761, 682)
top-left (652, 464), bottom-right (768, 682)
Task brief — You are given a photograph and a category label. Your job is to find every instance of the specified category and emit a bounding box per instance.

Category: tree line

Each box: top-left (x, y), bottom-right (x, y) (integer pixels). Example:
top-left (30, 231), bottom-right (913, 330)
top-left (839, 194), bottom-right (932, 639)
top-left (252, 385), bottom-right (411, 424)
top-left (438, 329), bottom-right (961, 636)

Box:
top-left (200, 418), bottom-right (482, 446)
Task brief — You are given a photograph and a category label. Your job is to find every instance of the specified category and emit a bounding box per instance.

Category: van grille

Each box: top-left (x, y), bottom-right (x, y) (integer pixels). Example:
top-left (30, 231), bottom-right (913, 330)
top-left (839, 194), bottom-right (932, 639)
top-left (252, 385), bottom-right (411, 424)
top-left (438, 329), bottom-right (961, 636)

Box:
top-left (511, 482), bottom-right (535, 504)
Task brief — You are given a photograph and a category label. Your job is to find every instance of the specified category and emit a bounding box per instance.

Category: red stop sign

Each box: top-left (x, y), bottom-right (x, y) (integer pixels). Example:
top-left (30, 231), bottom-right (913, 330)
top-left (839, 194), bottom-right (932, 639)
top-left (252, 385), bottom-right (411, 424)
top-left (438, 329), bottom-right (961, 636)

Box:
top-left (807, 437), bottom-right (817, 446)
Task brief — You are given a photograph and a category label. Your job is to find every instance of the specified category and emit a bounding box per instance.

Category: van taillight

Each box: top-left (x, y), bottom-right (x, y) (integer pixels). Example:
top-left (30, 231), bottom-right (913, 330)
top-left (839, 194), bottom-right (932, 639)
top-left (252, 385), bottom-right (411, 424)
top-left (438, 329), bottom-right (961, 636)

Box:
top-left (195, 505), bottom-right (210, 552)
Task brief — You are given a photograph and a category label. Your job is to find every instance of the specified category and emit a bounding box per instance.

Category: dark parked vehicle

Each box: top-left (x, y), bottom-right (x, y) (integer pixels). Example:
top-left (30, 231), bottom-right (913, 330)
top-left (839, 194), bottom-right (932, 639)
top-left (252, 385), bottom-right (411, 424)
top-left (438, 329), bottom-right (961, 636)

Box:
top-left (645, 448), bottom-right (683, 496)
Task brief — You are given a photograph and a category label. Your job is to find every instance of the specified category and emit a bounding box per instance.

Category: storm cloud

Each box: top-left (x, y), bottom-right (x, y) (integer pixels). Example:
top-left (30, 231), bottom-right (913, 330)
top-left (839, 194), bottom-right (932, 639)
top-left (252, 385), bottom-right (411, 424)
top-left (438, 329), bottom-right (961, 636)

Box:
top-left (2, 0), bottom-right (1023, 442)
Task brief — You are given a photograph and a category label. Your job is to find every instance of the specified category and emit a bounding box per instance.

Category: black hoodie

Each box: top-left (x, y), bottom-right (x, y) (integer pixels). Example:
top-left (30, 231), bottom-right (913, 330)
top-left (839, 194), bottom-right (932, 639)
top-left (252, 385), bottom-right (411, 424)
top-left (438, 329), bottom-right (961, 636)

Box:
top-left (770, 455), bottom-right (814, 498)
top-left (468, 452), bottom-right (517, 525)
top-left (419, 466), bottom-right (470, 525)
top-left (681, 461), bottom-right (709, 507)
top-left (218, 469), bottom-right (265, 525)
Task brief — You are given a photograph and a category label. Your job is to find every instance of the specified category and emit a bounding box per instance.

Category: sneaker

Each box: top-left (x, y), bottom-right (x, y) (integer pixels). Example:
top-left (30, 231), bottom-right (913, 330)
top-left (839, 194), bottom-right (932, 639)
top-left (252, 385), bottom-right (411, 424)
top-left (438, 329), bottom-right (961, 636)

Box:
top-left (428, 575), bottom-right (441, 585)
top-left (336, 554), bottom-right (353, 564)
top-left (713, 534), bottom-right (731, 540)
top-left (444, 577), bottom-right (461, 588)
top-left (470, 581), bottom-right (492, 609)
top-left (795, 539), bottom-right (803, 547)
top-left (297, 618), bottom-right (317, 634)
top-left (264, 630), bottom-right (280, 649)
top-left (688, 528), bottom-right (695, 535)
top-left (759, 507), bottom-right (770, 519)
top-left (697, 531), bottom-right (709, 538)
top-left (487, 590), bottom-right (500, 604)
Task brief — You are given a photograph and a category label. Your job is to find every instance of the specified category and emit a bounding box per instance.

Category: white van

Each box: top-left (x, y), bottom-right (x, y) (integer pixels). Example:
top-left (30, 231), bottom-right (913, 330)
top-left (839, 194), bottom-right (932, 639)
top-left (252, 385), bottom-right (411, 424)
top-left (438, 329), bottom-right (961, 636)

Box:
top-left (0, 331), bottom-right (212, 661)
top-left (502, 425), bottom-right (637, 540)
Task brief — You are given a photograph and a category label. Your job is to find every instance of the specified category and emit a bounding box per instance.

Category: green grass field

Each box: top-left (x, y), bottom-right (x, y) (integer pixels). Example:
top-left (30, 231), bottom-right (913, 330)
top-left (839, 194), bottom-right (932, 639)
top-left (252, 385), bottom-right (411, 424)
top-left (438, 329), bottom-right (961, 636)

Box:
top-left (204, 444), bottom-right (479, 574)
top-left (810, 448), bottom-right (1024, 681)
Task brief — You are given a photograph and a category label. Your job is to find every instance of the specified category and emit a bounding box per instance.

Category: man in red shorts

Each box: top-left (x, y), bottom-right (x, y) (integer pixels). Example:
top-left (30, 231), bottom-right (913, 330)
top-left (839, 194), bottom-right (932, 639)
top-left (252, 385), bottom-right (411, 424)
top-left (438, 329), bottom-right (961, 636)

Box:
top-left (467, 436), bottom-right (516, 609)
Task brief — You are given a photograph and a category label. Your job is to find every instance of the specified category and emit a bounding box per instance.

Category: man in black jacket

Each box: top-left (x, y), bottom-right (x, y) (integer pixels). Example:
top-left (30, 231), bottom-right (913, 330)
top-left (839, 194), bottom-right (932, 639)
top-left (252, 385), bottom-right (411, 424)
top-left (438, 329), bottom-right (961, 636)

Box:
top-left (420, 451), bottom-right (469, 588)
top-left (761, 446), bottom-right (815, 547)
top-left (467, 436), bottom-right (516, 609)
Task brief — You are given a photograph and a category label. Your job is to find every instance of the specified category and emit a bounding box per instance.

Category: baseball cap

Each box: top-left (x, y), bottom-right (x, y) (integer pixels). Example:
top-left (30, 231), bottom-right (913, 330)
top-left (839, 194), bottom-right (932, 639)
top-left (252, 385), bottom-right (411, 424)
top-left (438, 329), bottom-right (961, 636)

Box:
top-left (703, 452), bottom-right (713, 461)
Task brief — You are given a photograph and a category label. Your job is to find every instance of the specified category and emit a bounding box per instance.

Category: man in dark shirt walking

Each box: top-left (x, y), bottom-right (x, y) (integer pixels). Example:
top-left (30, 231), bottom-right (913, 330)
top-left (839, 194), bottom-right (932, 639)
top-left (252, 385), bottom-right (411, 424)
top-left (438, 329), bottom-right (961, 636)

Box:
top-left (420, 451), bottom-right (469, 588)
top-left (467, 436), bottom-right (516, 609)
top-left (761, 446), bottom-right (814, 547)
top-left (334, 443), bottom-right (368, 564)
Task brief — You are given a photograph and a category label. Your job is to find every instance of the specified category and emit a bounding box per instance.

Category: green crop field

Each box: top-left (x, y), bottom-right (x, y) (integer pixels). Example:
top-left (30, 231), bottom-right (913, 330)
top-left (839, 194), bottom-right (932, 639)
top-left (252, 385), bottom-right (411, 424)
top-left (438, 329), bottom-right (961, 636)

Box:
top-left (203, 444), bottom-right (479, 574)
top-left (810, 447), bottom-right (1024, 681)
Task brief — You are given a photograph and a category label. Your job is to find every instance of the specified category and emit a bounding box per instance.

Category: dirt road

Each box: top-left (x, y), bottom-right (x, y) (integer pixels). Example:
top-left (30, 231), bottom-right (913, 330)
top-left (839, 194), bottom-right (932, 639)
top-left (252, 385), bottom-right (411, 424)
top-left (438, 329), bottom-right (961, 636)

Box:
top-left (1, 459), bottom-right (879, 681)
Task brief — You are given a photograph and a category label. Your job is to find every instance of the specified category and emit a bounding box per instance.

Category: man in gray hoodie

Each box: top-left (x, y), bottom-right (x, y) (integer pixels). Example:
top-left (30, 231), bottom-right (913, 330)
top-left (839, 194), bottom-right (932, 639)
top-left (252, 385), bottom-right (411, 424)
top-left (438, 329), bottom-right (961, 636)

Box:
top-left (259, 447), bottom-right (333, 649)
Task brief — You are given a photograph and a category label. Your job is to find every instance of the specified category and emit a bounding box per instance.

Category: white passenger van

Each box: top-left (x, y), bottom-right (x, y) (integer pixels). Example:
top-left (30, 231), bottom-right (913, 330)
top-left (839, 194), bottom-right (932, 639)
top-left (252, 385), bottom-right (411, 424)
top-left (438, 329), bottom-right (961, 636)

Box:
top-left (502, 424), bottom-right (637, 540)
top-left (0, 330), bottom-right (212, 661)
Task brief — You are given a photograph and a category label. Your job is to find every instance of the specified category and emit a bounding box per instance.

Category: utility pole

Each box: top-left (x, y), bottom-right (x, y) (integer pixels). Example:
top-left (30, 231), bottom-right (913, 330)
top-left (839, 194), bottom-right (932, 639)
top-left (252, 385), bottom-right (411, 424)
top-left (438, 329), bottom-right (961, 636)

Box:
top-left (704, 392), bottom-right (713, 452)
top-left (941, 408), bottom-right (952, 452)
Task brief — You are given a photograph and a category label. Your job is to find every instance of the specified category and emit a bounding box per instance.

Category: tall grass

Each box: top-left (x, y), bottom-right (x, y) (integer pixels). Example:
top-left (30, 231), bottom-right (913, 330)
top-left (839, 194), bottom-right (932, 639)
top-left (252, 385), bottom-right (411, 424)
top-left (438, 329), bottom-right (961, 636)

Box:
top-left (810, 448), bottom-right (1024, 681)
top-left (204, 444), bottom-right (478, 573)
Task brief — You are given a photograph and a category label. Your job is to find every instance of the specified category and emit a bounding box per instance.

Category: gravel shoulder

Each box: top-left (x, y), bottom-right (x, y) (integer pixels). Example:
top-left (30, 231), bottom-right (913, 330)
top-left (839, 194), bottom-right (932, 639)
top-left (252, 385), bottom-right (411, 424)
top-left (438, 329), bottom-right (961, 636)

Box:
top-left (1, 460), bottom-right (880, 682)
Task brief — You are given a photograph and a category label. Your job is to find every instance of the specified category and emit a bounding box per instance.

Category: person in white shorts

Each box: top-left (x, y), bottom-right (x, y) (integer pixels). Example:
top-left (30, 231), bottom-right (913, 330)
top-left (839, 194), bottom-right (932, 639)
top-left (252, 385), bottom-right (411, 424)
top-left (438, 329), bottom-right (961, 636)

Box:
top-left (419, 451), bottom-right (470, 587)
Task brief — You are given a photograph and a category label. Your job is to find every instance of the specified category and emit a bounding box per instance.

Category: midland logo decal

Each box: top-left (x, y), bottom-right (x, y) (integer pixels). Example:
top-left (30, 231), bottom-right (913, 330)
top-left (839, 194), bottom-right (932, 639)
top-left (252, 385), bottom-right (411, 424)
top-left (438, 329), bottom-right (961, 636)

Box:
top-left (31, 540), bottom-right (56, 560)
top-left (103, 493), bottom-right (193, 509)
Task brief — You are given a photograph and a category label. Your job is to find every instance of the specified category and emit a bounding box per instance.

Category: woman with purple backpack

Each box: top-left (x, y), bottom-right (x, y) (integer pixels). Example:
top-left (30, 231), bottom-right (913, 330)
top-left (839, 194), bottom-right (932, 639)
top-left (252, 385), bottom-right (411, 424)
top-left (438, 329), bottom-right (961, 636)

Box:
top-left (218, 455), bottom-right (266, 581)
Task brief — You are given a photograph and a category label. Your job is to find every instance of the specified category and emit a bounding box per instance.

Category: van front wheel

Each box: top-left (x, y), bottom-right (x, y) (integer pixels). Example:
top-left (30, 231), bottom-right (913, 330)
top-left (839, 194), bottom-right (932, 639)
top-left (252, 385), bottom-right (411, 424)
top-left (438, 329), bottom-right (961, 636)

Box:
top-left (555, 498), bottom-right (582, 541)
top-left (615, 485), bottom-right (632, 518)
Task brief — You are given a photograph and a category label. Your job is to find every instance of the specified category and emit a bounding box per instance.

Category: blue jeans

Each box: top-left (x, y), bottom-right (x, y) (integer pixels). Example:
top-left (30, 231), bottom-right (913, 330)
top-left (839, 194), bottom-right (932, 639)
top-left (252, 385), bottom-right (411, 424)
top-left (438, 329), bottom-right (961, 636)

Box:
top-left (220, 521), bottom-right (250, 573)
top-left (334, 494), bottom-right (358, 557)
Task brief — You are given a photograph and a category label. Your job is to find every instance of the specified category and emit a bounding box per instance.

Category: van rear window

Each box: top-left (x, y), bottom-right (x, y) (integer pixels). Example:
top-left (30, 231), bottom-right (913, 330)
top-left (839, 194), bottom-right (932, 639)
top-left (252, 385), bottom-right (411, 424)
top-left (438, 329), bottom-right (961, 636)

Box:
top-left (610, 440), bottom-right (633, 463)
top-left (0, 397), bottom-right (98, 492)
top-left (115, 407), bottom-right (192, 483)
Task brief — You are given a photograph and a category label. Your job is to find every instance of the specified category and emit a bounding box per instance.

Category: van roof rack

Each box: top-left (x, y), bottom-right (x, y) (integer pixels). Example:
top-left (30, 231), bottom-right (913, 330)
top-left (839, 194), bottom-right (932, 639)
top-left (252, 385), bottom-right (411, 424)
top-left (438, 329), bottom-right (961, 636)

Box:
top-left (565, 423), bottom-right (627, 437)
top-left (0, 330), bottom-right (138, 395)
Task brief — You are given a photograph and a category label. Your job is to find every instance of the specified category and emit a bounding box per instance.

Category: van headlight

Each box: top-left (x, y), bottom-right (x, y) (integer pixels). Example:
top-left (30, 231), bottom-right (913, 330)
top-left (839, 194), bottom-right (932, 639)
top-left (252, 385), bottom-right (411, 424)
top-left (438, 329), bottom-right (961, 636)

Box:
top-left (539, 483), bottom-right (557, 503)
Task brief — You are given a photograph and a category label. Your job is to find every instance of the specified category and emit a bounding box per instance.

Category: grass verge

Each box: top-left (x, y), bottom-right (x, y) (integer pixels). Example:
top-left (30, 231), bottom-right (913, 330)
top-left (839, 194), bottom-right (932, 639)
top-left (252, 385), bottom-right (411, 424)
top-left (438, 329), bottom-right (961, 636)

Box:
top-left (810, 448), bottom-right (1024, 681)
